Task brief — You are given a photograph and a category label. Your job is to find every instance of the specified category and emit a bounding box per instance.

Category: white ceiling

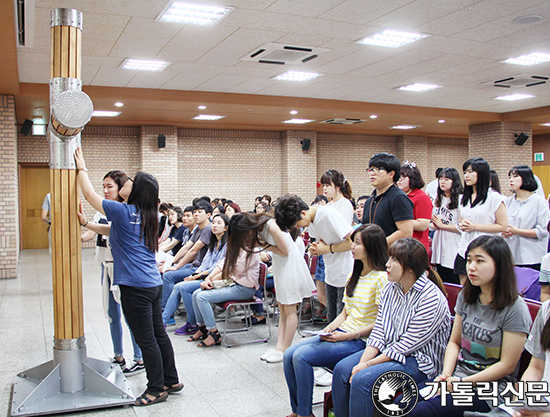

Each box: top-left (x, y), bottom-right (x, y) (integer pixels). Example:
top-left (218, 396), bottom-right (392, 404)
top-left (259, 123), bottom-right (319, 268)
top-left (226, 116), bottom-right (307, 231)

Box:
top-left (14, 0), bottom-right (550, 125)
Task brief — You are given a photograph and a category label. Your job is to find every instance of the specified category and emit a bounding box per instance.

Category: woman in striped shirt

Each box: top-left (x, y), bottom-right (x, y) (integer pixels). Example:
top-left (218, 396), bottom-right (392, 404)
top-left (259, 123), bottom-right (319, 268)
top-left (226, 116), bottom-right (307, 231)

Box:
top-left (283, 224), bottom-right (388, 417)
top-left (332, 238), bottom-right (451, 417)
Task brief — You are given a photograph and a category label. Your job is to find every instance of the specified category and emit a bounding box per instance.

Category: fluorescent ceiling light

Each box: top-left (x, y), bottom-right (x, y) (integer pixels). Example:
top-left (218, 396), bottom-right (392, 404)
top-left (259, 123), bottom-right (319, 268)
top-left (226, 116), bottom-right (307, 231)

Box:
top-left (273, 71), bottom-right (321, 81)
top-left (397, 83), bottom-right (440, 92)
top-left (494, 94), bottom-right (534, 101)
top-left (282, 119), bottom-right (314, 124)
top-left (32, 124), bottom-right (46, 135)
top-left (121, 59), bottom-right (171, 71)
top-left (192, 114), bottom-right (225, 120)
top-left (157, 2), bottom-right (234, 26)
top-left (92, 111), bottom-right (122, 117)
top-left (356, 30), bottom-right (429, 48)
top-left (541, 123), bottom-right (550, 126)
top-left (390, 125), bottom-right (420, 130)
top-left (504, 52), bottom-right (550, 65)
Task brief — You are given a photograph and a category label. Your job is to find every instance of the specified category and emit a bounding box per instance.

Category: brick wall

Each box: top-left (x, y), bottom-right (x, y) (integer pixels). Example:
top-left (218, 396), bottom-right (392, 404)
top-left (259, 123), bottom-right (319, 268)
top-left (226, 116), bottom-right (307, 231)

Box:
top-left (282, 131), bottom-right (317, 204)
top-left (0, 95), bottom-right (18, 278)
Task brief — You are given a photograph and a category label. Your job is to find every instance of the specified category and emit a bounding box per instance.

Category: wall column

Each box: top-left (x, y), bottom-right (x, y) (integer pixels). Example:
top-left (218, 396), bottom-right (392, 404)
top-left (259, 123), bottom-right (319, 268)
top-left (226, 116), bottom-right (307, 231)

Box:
top-left (140, 126), bottom-right (178, 202)
top-left (281, 130), bottom-right (317, 203)
top-left (469, 122), bottom-right (532, 195)
top-left (0, 95), bottom-right (18, 279)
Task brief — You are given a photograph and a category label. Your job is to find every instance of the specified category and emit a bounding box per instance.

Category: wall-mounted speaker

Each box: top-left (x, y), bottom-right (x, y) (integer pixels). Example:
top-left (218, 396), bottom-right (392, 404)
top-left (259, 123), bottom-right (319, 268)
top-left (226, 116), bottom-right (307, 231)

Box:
top-left (158, 134), bottom-right (166, 148)
top-left (514, 132), bottom-right (529, 146)
top-left (301, 139), bottom-right (311, 151)
top-left (20, 119), bottom-right (33, 136)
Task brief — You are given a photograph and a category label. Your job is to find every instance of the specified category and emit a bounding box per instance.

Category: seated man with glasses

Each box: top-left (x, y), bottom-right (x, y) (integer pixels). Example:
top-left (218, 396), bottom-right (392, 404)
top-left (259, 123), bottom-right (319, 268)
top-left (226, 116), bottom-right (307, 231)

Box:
top-left (362, 152), bottom-right (413, 245)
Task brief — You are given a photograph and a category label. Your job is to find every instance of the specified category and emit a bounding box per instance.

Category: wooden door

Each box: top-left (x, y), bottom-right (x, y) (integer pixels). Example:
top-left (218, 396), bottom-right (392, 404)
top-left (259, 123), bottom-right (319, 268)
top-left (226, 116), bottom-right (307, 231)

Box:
top-left (20, 165), bottom-right (50, 249)
top-left (533, 165), bottom-right (550, 199)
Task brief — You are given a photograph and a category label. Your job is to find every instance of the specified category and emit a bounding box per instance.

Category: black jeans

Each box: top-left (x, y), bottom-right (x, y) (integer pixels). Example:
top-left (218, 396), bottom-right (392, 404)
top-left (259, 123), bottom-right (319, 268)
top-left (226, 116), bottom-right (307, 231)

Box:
top-left (119, 284), bottom-right (179, 393)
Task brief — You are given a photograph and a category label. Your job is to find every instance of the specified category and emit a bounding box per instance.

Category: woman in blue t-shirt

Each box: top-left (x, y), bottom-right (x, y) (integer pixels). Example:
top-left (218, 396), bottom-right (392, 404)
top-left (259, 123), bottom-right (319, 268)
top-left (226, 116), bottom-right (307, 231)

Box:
top-left (75, 148), bottom-right (181, 406)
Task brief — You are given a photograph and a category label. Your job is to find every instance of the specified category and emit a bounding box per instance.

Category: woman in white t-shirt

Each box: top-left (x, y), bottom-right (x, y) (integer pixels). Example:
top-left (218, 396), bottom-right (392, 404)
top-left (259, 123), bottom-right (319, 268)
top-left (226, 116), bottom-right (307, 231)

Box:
top-left (431, 167), bottom-right (463, 284)
top-left (454, 158), bottom-right (507, 284)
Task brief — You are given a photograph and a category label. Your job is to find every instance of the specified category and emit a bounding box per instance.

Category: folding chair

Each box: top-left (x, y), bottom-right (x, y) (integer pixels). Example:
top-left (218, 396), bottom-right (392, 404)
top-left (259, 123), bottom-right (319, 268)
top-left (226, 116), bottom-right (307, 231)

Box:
top-left (217, 262), bottom-right (271, 347)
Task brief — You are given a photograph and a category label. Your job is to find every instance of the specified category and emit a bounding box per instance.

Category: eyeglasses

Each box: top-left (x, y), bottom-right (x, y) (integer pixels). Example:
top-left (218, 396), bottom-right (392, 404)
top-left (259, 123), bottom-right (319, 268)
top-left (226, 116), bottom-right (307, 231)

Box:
top-left (366, 167), bottom-right (386, 175)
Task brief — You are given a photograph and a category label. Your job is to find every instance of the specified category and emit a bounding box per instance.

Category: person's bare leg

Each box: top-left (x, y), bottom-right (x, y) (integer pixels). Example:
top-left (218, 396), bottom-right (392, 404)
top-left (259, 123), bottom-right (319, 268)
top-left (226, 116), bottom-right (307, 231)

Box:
top-left (277, 303), bottom-right (298, 352)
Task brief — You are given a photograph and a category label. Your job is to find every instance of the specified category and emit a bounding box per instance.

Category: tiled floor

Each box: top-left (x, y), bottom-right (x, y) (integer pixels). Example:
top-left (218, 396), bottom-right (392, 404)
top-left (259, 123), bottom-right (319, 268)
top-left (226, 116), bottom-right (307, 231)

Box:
top-left (0, 249), bottom-right (329, 417)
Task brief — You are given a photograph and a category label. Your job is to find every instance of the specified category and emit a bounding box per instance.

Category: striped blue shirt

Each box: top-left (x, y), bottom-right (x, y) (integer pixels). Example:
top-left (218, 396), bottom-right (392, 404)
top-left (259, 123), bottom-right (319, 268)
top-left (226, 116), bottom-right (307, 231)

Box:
top-left (366, 273), bottom-right (451, 378)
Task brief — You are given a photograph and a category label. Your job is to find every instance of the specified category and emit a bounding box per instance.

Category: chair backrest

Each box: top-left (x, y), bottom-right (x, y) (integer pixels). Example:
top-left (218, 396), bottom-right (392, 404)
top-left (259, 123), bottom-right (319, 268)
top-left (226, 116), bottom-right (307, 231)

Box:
top-left (518, 298), bottom-right (542, 377)
top-left (258, 262), bottom-right (268, 287)
top-left (309, 255), bottom-right (318, 275)
top-left (443, 282), bottom-right (463, 317)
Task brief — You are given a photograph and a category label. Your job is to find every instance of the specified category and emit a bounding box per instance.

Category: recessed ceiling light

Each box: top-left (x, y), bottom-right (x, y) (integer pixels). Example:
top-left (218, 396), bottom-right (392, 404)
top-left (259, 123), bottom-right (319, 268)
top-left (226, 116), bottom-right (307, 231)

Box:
top-left (157, 2), bottom-right (234, 26)
top-left (356, 30), bottom-right (429, 48)
top-left (370, 115), bottom-right (378, 119)
top-left (273, 71), bottom-right (321, 81)
top-left (121, 59), bottom-right (171, 71)
top-left (504, 52), bottom-right (550, 65)
top-left (494, 94), bottom-right (534, 101)
top-left (282, 119), bottom-right (315, 124)
top-left (192, 114), bottom-right (225, 120)
top-left (290, 110), bottom-right (298, 115)
top-left (541, 123), bottom-right (550, 127)
top-left (438, 119), bottom-right (446, 123)
top-left (390, 125), bottom-right (420, 130)
top-left (114, 102), bottom-right (124, 107)
top-left (397, 83), bottom-right (440, 92)
top-left (513, 14), bottom-right (542, 24)
top-left (198, 105), bottom-right (207, 110)
top-left (92, 111), bottom-right (122, 117)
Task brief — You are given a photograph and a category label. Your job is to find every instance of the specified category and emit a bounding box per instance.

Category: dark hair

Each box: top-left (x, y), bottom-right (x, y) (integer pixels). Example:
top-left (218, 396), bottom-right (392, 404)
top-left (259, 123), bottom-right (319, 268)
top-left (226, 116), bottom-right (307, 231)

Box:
top-left (490, 170), bottom-right (501, 194)
top-left (541, 315), bottom-right (550, 350)
top-left (222, 212), bottom-right (272, 279)
top-left (209, 213), bottom-right (229, 252)
top-left (213, 204), bottom-right (225, 214)
top-left (274, 194), bottom-right (309, 232)
top-left (369, 152), bottom-right (401, 183)
top-left (256, 201), bottom-right (268, 212)
top-left (103, 170), bottom-right (128, 202)
top-left (461, 157), bottom-right (491, 207)
top-left (388, 238), bottom-right (446, 295)
top-left (194, 200), bottom-right (213, 215)
top-left (169, 206), bottom-right (184, 223)
top-left (159, 202), bottom-right (173, 212)
top-left (320, 169), bottom-right (353, 200)
top-left (400, 162), bottom-right (425, 190)
top-left (435, 167), bottom-right (443, 178)
top-left (463, 235), bottom-right (518, 310)
top-left (509, 165), bottom-right (538, 192)
top-left (127, 172), bottom-right (159, 253)
top-left (347, 224), bottom-right (388, 297)
top-left (435, 167), bottom-right (463, 210)
top-left (262, 195), bottom-right (272, 205)
top-left (357, 195), bottom-right (369, 203)
top-left (200, 195), bottom-right (211, 203)
top-left (228, 203), bottom-right (241, 213)
top-left (183, 205), bottom-right (194, 214)
top-left (312, 195), bottom-right (329, 205)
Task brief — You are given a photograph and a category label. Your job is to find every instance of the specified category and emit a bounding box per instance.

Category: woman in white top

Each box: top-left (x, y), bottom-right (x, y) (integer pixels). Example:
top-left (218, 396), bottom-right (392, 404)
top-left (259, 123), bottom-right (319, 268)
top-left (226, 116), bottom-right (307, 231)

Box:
top-left (455, 158), bottom-right (507, 284)
top-left (503, 165), bottom-right (550, 270)
top-left (431, 167), bottom-right (463, 285)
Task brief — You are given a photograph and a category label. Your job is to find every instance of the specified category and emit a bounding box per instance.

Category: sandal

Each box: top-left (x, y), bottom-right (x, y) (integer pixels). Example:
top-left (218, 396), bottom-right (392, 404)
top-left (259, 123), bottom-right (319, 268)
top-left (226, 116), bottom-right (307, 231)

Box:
top-left (187, 326), bottom-right (208, 342)
top-left (164, 382), bottom-right (184, 394)
top-left (134, 390), bottom-right (168, 406)
top-left (197, 329), bottom-right (221, 347)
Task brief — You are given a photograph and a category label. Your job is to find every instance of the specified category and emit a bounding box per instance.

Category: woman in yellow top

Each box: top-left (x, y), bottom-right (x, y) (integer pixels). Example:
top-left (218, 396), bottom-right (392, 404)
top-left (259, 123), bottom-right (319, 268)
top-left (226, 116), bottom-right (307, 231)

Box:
top-left (283, 224), bottom-right (389, 417)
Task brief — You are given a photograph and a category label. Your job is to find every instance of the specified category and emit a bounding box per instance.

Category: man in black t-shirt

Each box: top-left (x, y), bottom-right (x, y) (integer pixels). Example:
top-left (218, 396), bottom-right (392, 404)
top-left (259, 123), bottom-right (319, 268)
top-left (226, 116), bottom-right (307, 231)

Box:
top-left (362, 152), bottom-right (414, 246)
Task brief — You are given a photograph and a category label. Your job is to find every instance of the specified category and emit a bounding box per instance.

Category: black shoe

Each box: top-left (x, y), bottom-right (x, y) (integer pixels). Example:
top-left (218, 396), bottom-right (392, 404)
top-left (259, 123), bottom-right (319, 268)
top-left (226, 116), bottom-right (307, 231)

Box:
top-left (123, 361), bottom-right (145, 374)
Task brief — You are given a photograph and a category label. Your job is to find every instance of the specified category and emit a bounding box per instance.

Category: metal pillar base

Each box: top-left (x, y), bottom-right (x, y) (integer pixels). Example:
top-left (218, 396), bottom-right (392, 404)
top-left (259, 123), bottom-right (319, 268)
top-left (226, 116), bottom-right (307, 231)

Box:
top-left (11, 354), bottom-right (134, 416)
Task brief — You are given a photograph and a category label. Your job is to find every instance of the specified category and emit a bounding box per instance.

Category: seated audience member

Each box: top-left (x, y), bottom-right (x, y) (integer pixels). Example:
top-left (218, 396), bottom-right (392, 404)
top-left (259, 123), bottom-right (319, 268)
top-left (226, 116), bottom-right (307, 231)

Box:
top-left (312, 194), bottom-right (328, 206)
top-left (212, 204), bottom-right (225, 216)
top-left (431, 167), bottom-right (463, 284)
top-left (255, 201), bottom-right (268, 214)
top-left (158, 206), bottom-right (187, 255)
top-left (397, 160), bottom-right (433, 252)
top-left (254, 196), bottom-right (262, 212)
top-left (354, 195), bottom-right (368, 226)
top-left (362, 152), bottom-right (414, 246)
top-left (161, 200), bottom-right (213, 310)
top-left (331, 238), bottom-right (451, 417)
top-left (163, 214), bottom-right (229, 333)
top-left (410, 235), bottom-right (531, 417)
top-left (283, 224), bottom-right (388, 417)
top-left (158, 202), bottom-right (173, 242)
top-left (225, 202), bottom-right (241, 218)
top-left (262, 195), bottom-right (272, 207)
top-left (188, 249), bottom-right (260, 347)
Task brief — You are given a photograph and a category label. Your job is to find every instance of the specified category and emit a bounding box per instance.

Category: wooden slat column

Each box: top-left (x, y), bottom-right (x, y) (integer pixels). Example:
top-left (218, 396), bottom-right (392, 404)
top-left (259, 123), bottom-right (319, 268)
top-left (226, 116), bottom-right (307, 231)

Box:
top-left (50, 9), bottom-right (83, 342)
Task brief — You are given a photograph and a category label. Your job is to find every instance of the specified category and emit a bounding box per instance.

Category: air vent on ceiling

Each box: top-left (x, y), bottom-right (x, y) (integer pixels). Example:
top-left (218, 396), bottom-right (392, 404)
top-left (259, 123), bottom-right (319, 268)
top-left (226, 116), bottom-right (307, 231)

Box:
top-left (14, 0), bottom-right (35, 48)
top-left (481, 74), bottom-right (549, 88)
top-left (241, 43), bottom-right (330, 65)
top-left (320, 118), bottom-right (366, 125)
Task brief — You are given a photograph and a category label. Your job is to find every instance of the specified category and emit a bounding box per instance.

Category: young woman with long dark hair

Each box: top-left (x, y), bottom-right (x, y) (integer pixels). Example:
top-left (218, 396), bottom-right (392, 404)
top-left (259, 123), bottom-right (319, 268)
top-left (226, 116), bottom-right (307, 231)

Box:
top-left (283, 224), bottom-right (388, 417)
top-left (75, 148), bottom-right (181, 406)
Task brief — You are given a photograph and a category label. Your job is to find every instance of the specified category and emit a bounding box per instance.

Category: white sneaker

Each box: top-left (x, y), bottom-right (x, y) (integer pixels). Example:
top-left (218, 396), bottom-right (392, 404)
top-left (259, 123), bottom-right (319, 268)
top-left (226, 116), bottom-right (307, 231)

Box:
top-left (265, 350), bottom-right (284, 363)
top-left (313, 368), bottom-right (326, 379)
top-left (314, 369), bottom-right (333, 386)
top-left (260, 348), bottom-right (276, 361)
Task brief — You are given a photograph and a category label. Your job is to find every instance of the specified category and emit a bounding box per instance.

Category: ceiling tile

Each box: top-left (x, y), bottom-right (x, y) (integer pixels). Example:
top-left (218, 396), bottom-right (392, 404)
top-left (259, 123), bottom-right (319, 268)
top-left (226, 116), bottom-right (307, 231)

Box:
top-left (161, 72), bottom-right (217, 90)
top-left (89, 67), bottom-right (138, 87)
top-left (318, 0), bottom-right (414, 25)
top-left (126, 70), bottom-right (181, 89)
top-left (195, 74), bottom-right (253, 92)
top-left (265, 0), bottom-right (346, 18)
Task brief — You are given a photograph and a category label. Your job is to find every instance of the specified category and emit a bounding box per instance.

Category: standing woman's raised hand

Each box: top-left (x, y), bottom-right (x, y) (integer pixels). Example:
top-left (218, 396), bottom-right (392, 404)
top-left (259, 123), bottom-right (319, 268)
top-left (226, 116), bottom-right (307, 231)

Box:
top-left (74, 147), bottom-right (87, 171)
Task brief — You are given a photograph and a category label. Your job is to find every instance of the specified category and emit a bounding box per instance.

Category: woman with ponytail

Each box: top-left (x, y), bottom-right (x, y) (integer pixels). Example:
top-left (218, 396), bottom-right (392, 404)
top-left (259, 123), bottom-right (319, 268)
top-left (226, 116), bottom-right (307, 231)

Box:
top-left (332, 237), bottom-right (451, 417)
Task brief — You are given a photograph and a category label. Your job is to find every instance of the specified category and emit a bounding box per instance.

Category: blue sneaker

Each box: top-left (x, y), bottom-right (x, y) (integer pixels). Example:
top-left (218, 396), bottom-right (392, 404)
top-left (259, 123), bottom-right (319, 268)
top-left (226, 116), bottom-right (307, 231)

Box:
top-left (165, 317), bottom-right (176, 326)
top-left (174, 322), bottom-right (198, 335)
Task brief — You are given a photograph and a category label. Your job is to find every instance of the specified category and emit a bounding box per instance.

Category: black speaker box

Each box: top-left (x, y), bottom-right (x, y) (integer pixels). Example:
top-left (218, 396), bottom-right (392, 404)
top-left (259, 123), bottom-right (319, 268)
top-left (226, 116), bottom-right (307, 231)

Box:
top-left (20, 119), bottom-right (33, 136)
top-left (514, 132), bottom-right (529, 146)
top-left (158, 134), bottom-right (166, 148)
top-left (301, 139), bottom-right (311, 151)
